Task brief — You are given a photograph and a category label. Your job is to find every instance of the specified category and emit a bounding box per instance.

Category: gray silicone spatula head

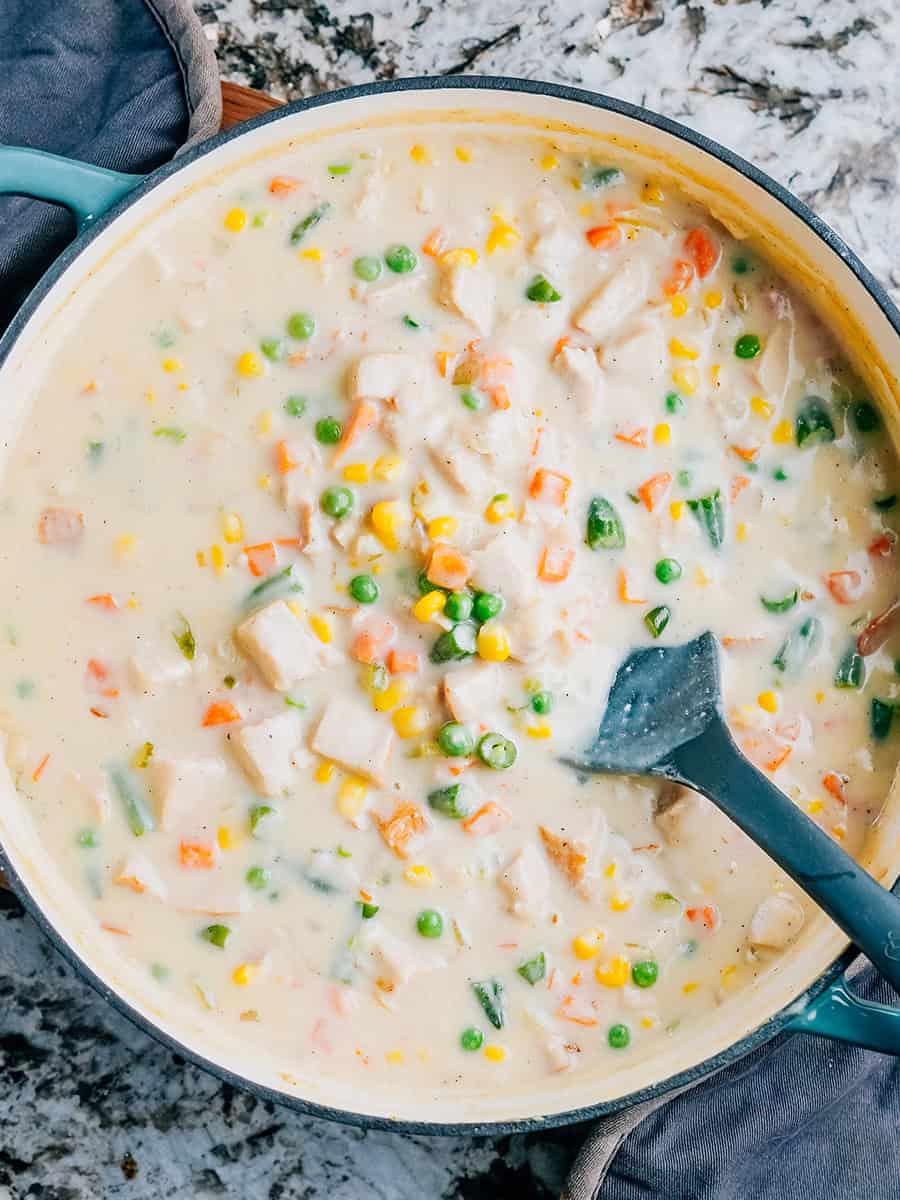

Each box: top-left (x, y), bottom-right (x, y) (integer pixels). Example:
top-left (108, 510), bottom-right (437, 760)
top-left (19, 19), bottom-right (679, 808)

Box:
top-left (565, 630), bottom-right (723, 776)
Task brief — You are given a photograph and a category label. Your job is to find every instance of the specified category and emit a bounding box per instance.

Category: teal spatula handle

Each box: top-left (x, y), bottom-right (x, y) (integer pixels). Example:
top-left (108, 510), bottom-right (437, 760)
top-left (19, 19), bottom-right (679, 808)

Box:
top-left (671, 715), bottom-right (900, 994)
top-left (0, 145), bottom-right (140, 231)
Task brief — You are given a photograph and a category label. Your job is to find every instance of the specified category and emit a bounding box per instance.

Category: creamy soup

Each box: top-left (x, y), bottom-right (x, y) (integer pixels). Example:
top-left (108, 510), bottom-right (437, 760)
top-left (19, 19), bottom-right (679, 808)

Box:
top-left (1, 125), bottom-right (898, 1099)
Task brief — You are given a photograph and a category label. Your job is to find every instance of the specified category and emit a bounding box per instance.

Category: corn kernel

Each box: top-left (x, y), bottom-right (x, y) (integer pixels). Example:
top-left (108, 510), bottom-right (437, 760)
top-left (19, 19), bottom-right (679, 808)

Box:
top-left (309, 614), bottom-right (332, 644)
top-left (404, 864), bottom-right (433, 886)
top-left (831, 824), bottom-right (846, 840)
top-left (477, 621), bottom-right (510, 663)
top-left (671, 366), bottom-right (699, 396)
top-left (604, 862), bottom-right (617, 878)
top-left (439, 247), bottom-right (478, 268)
top-left (682, 981), bottom-right (698, 994)
top-left (772, 419), bottom-right (792, 444)
top-left (413, 590), bottom-right (447, 623)
top-left (694, 566), bottom-right (711, 586)
top-left (144, 389), bottom-right (156, 405)
top-left (486, 220), bottom-right (520, 255)
top-left (195, 549), bottom-right (207, 567)
top-left (484, 1044), bottom-right (506, 1062)
top-left (371, 499), bottom-right (406, 550)
top-left (609, 893), bottom-right (633, 912)
top-left (300, 248), bottom-right (322, 261)
top-left (427, 516), bottom-right (458, 541)
top-left (126, 594), bottom-right (140, 611)
top-left (577, 203), bottom-right (593, 218)
top-left (484, 495), bottom-right (516, 524)
top-left (640, 1015), bottom-right (658, 1029)
top-left (315, 761), bottom-right (335, 784)
top-left (287, 600), bottom-right (305, 619)
top-left (815, 690), bottom-right (825, 704)
top-left (162, 357), bottom-right (182, 373)
top-left (337, 777), bottom-right (368, 819)
top-left (232, 963), bottom-right (258, 986)
top-left (751, 395), bottom-right (774, 420)
top-left (653, 422), bottom-right (671, 445)
top-left (710, 364), bottom-right (721, 388)
top-left (236, 351), bottom-right (263, 378)
top-left (257, 473), bottom-right (272, 491)
top-left (526, 720), bottom-right (552, 739)
top-left (720, 964), bottom-right (738, 988)
top-left (757, 690), bottom-right (779, 713)
top-left (643, 183), bottom-right (664, 205)
top-left (343, 462), bottom-right (371, 484)
top-left (670, 295), bottom-right (689, 318)
top-left (217, 825), bottom-right (237, 850)
top-left (595, 956), bottom-right (630, 988)
top-left (224, 207), bottom-right (247, 232)
top-left (223, 512), bottom-right (244, 544)
top-left (669, 338), bottom-right (699, 361)
top-left (670, 500), bottom-right (684, 520)
top-left (807, 799), bottom-right (824, 814)
top-left (393, 705), bottom-right (429, 739)
top-left (177, 382), bottom-right (190, 392)
top-left (455, 145), bottom-right (472, 163)
top-left (385, 1049), bottom-right (405, 1064)
top-left (114, 533), bottom-right (136, 559)
top-left (541, 153), bottom-right (559, 170)
top-left (736, 522), bottom-right (748, 543)
top-left (410, 143), bottom-right (431, 165)
top-left (704, 290), bottom-right (723, 309)
top-left (256, 410), bottom-right (273, 436)
top-left (373, 679), bottom-right (409, 713)
top-left (572, 929), bottom-right (605, 960)
top-left (373, 453), bottom-right (404, 481)
top-left (210, 543), bottom-right (226, 575)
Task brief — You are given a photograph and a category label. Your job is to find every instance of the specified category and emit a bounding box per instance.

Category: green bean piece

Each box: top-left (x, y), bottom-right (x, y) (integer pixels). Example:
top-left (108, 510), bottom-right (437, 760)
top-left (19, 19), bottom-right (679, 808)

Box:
top-left (430, 622), bottom-right (477, 663)
top-left (644, 605), bottom-right (671, 639)
top-left (471, 978), bottom-right (505, 1029)
top-left (108, 766), bottom-right (155, 837)
top-left (202, 924), bottom-right (230, 949)
top-left (687, 490), bottom-right (725, 549)
top-left (153, 426), bottom-right (186, 443)
top-left (289, 201), bottom-right (330, 246)
top-left (665, 391), bottom-right (684, 415)
top-left (795, 395), bottom-right (835, 448)
top-left (761, 590), bottom-right (799, 614)
top-left (428, 783), bottom-right (469, 819)
top-left (582, 164), bottom-right (625, 190)
top-left (173, 614), bottom-right (195, 661)
top-left (834, 645), bottom-right (865, 691)
top-left (460, 389), bottom-right (484, 411)
top-left (477, 732), bottom-right (517, 770)
top-left (586, 496), bottom-right (625, 550)
top-left (244, 565), bottom-right (302, 609)
top-left (773, 617), bottom-right (822, 674)
top-left (77, 828), bottom-right (100, 849)
top-left (249, 804), bottom-right (275, 836)
top-left (526, 275), bottom-right (562, 303)
top-left (437, 722), bottom-right (475, 758)
top-left (871, 698), bottom-right (894, 741)
top-left (516, 952), bottom-right (546, 986)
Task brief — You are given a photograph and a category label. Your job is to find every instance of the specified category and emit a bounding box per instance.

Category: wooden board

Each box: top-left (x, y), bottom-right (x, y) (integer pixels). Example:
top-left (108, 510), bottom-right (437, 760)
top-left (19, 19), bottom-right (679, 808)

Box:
top-left (0, 82), bottom-right (278, 894)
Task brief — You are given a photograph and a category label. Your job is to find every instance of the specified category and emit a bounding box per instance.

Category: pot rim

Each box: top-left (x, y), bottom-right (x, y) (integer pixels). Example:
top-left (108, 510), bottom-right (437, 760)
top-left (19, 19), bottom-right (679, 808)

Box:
top-left (0, 73), bottom-right (895, 1136)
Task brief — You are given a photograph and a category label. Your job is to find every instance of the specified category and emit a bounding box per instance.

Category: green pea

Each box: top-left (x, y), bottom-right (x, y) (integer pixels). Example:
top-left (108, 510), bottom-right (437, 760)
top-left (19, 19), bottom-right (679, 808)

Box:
top-left (260, 336), bottom-right (287, 362)
top-left (526, 274), bottom-right (562, 303)
top-left (349, 574), bottom-right (379, 604)
top-left (77, 828), bottom-right (100, 849)
top-left (608, 1023), bottom-right (631, 1049)
top-left (631, 960), bottom-right (659, 988)
top-left (473, 592), bottom-right (503, 623)
top-left (385, 244), bottom-right (417, 274)
top-left (320, 485), bottom-right (353, 519)
top-left (416, 909), bottom-right (443, 938)
top-left (460, 389), bottom-right (484, 412)
top-left (437, 721), bottom-right (475, 757)
top-left (315, 416), bottom-right (342, 445)
top-left (852, 400), bottom-right (880, 433)
top-left (732, 256), bottom-right (751, 275)
top-left (284, 394), bottom-right (306, 418)
top-left (460, 1027), bottom-right (484, 1052)
top-left (734, 333), bottom-right (761, 359)
top-left (664, 391), bottom-right (684, 414)
top-left (353, 255), bottom-right (382, 282)
top-left (530, 690), bottom-right (553, 716)
top-left (477, 732), bottom-right (517, 770)
top-left (246, 866), bottom-right (270, 891)
top-left (772, 466), bottom-right (789, 482)
top-left (202, 924), bottom-right (230, 949)
top-left (444, 591), bottom-right (473, 622)
top-left (655, 558), bottom-right (682, 584)
top-left (286, 311), bottom-right (316, 340)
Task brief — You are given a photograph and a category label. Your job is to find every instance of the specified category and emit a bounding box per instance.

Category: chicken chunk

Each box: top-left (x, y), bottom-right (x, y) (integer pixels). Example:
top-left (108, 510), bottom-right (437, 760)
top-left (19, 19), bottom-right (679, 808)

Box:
top-left (499, 843), bottom-right (550, 922)
top-left (755, 319), bottom-right (798, 403)
top-left (228, 711), bottom-right (304, 796)
top-left (362, 924), bottom-right (446, 990)
top-left (572, 258), bottom-right (648, 339)
top-left (749, 893), bottom-right (806, 950)
top-left (530, 225), bottom-right (579, 280)
top-left (428, 442), bottom-right (494, 497)
top-left (351, 352), bottom-right (422, 407)
top-left (235, 600), bottom-right (319, 693)
top-left (311, 695), bottom-right (394, 784)
top-left (437, 261), bottom-right (495, 334)
top-left (443, 661), bottom-right (502, 726)
top-left (469, 528), bottom-right (537, 603)
top-left (148, 756), bottom-right (227, 832)
top-left (128, 644), bottom-right (194, 694)
top-left (539, 825), bottom-right (589, 886)
top-left (114, 853), bottom-right (168, 900)
top-left (553, 345), bottom-right (603, 422)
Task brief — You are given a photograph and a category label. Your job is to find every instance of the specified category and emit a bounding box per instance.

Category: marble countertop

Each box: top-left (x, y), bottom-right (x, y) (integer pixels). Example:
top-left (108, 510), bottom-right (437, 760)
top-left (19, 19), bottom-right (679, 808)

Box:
top-left (2, 2), bottom-right (898, 1196)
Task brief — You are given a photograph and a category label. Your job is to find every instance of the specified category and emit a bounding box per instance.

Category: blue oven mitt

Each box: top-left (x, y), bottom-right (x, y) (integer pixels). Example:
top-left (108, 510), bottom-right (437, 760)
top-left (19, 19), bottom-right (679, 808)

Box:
top-left (0, 0), bottom-right (220, 332)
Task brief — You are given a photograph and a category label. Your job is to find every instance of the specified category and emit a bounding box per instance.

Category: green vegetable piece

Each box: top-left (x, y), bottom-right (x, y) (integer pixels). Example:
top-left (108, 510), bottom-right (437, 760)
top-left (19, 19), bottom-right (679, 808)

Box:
top-left (871, 698), bottom-right (894, 741)
top-left (665, 391), bottom-right (684, 415)
top-left (516, 952), bottom-right (546, 986)
top-left (460, 1026), bottom-right (484, 1052)
top-left (87, 440), bottom-right (104, 465)
top-left (772, 466), bottom-right (789, 482)
top-left (471, 978), bottom-right (505, 1029)
top-left (734, 333), bottom-right (761, 359)
top-left (460, 389), bottom-right (484, 411)
top-left (761, 590), bottom-right (799, 614)
top-left (385, 244), bottom-right (417, 274)
top-left (687, 490), bottom-right (725, 549)
top-left (437, 721), bottom-right (475, 758)
top-left (284, 694), bottom-right (307, 710)
top-left (477, 732), bottom-right (517, 771)
top-left (583, 164), bottom-right (625, 190)
top-left (284, 394), bottom-right (307, 418)
top-left (328, 162), bottom-right (352, 176)
top-left (631, 960), bottom-right (659, 988)
top-left (852, 399), bottom-right (880, 433)
top-left (246, 866), bottom-right (270, 891)
top-left (150, 963), bottom-right (170, 982)
top-left (874, 494), bottom-right (897, 511)
top-left (286, 311), bottom-right (316, 341)
top-left (795, 395), bottom-right (835, 448)
top-left (444, 591), bottom-right (473, 622)
top-left (402, 315), bottom-right (420, 330)
top-left (249, 803), bottom-right (275, 836)
top-left (202, 924), bottom-right (230, 949)
top-left (430, 622), bottom-right (477, 663)
top-left (349, 574), bottom-right (379, 604)
top-left (320, 485), bottom-right (354, 519)
top-left (834, 645), bottom-right (865, 691)
top-left (732, 256), bottom-right (751, 275)
top-left (290, 201), bottom-right (330, 245)
top-left (655, 558), bottom-right (682, 585)
top-left (472, 592), bottom-right (503, 623)
top-left (526, 274), bottom-right (562, 303)
top-left (173, 614), bottom-right (195, 661)
top-left (260, 336), bottom-right (287, 362)
top-left (77, 828), bottom-right (100, 849)
top-left (153, 426), bottom-right (186, 444)
top-left (677, 469), bottom-right (692, 488)
top-left (417, 568), bottom-right (442, 596)
top-left (652, 891), bottom-right (681, 911)
top-left (133, 741), bottom-right (154, 769)
top-left (773, 616), bottom-right (822, 673)
top-left (245, 565), bottom-right (303, 609)
top-left (359, 901), bottom-right (380, 919)
top-left (353, 255), bottom-right (382, 282)
top-left (315, 416), bottom-right (342, 445)
top-left (530, 690), bottom-right (553, 716)
top-left (608, 1023), bottom-right (631, 1049)
top-left (416, 909), bottom-right (444, 939)
top-left (14, 679), bottom-right (34, 700)
top-left (428, 783), bottom-right (468, 819)
top-left (108, 766), bottom-right (155, 837)
top-left (586, 496), bottom-right (625, 550)
top-left (644, 605), bottom-right (671, 639)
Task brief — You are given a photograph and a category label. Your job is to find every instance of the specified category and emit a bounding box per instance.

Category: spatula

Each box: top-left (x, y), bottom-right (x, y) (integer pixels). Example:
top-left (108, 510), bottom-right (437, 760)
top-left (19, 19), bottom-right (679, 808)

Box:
top-left (564, 631), bottom-right (900, 991)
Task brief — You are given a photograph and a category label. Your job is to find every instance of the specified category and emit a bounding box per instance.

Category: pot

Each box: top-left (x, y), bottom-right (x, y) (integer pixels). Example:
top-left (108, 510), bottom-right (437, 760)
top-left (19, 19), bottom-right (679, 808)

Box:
top-left (1, 76), bottom-right (899, 1135)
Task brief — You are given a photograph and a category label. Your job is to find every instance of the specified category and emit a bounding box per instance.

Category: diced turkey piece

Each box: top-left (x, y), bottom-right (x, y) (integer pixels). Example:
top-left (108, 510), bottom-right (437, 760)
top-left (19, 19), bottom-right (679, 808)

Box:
top-left (361, 924), bottom-right (446, 989)
top-left (428, 441), bottom-right (494, 496)
top-left (148, 756), bottom-right (227, 833)
top-left (530, 225), bottom-right (579, 279)
top-left (437, 261), bottom-right (495, 334)
top-left (572, 258), bottom-right (649, 340)
top-left (114, 853), bottom-right (168, 900)
top-left (228, 711), bottom-right (304, 797)
top-left (235, 600), bottom-right (319, 693)
top-left (129, 643), bottom-right (193, 693)
top-left (443, 661), bottom-right (501, 726)
top-left (506, 598), bottom-right (555, 663)
top-left (749, 893), bottom-right (806, 950)
top-left (499, 843), bottom-right (550, 922)
top-left (351, 352), bottom-right (422, 407)
top-left (311, 695), bottom-right (394, 785)
top-left (469, 528), bottom-right (537, 602)
top-left (554, 345), bottom-right (603, 422)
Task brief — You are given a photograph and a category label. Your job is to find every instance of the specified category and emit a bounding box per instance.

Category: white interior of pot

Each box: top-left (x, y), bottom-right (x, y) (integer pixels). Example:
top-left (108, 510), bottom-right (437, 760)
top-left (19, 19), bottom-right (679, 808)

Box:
top-left (1, 85), bottom-right (899, 1126)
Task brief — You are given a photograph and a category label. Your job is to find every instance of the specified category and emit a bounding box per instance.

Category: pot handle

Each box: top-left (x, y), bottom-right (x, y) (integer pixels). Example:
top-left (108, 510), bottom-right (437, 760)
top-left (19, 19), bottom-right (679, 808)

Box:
top-left (0, 145), bottom-right (141, 232)
top-left (787, 973), bottom-right (900, 1054)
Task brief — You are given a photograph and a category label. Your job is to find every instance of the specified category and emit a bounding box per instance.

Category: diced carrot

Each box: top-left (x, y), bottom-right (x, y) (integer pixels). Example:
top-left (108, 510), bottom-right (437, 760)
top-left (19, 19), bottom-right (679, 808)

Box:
top-left (287, 352), bottom-right (307, 367)
top-left (421, 226), bottom-right (446, 257)
top-left (869, 533), bottom-right (896, 559)
top-left (86, 658), bottom-right (110, 682)
top-left (31, 753), bottom-right (50, 783)
top-left (202, 701), bottom-right (241, 727)
top-left (334, 400), bottom-right (378, 463)
top-left (100, 923), bottom-right (131, 936)
top-left (538, 544), bottom-right (575, 583)
top-left (824, 569), bottom-right (862, 604)
top-left (662, 259), bottom-right (694, 297)
top-left (179, 840), bottom-right (216, 868)
top-left (730, 444), bottom-right (759, 463)
top-left (744, 734), bottom-right (792, 772)
top-left (730, 475), bottom-right (750, 502)
top-left (427, 544), bottom-right (472, 590)
top-left (637, 471), bottom-right (672, 512)
top-left (823, 771), bottom-right (848, 804)
top-left (275, 537), bottom-right (301, 549)
top-left (529, 468), bottom-right (571, 507)
top-left (38, 506), bottom-right (85, 545)
top-left (585, 223), bottom-right (621, 250)
top-left (275, 440), bottom-right (298, 474)
top-left (615, 427), bottom-right (647, 449)
top-left (617, 568), bottom-right (645, 605)
top-left (435, 350), bottom-right (452, 378)
top-left (244, 542), bottom-right (277, 578)
top-left (490, 385), bottom-right (511, 411)
top-left (350, 618), bottom-right (396, 664)
top-left (530, 427), bottom-right (544, 458)
top-left (89, 707), bottom-right (109, 719)
top-left (553, 335), bottom-right (571, 361)
top-left (386, 649), bottom-right (420, 675)
top-left (269, 175), bottom-right (301, 195)
top-left (556, 995), bottom-right (599, 1026)
top-left (114, 869), bottom-right (146, 894)
top-left (684, 227), bottom-right (721, 278)
top-left (86, 593), bottom-right (119, 611)
top-left (461, 801), bottom-right (511, 837)
top-left (721, 635), bottom-right (767, 649)
top-left (685, 904), bottom-right (720, 931)
top-left (376, 802), bottom-right (428, 859)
